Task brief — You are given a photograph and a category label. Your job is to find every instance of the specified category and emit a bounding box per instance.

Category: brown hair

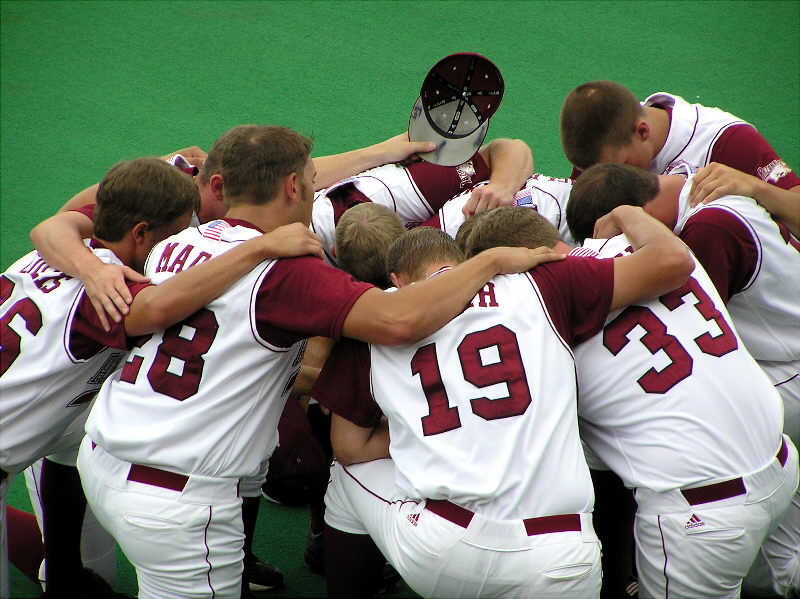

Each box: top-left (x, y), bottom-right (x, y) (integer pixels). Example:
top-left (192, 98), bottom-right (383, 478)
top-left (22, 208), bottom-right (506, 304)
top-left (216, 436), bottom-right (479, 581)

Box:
top-left (335, 202), bottom-right (405, 288)
top-left (201, 125), bottom-right (313, 205)
top-left (560, 80), bottom-right (644, 169)
top-left (94, 158), bottom-right (199, 242)
top-left (464, 206), bottom-right (562, 256)
top-left (566, 163), bottom-right (660, 243)
top-left (386, 226), bottom-right (465, 283)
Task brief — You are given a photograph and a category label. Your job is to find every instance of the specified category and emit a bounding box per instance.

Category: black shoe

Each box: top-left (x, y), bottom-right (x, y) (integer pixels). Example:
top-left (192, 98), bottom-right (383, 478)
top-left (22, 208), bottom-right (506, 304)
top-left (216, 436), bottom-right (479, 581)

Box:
top-left (303, 528), bottom-right (325, 575)
top-left (243, 554), bottom-right (284, 592)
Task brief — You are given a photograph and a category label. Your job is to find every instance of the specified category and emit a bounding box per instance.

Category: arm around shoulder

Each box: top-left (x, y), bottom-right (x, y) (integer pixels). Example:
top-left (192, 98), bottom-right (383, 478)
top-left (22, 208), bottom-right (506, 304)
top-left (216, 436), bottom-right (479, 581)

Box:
top-left (601, 206), bottom-right (694, 310)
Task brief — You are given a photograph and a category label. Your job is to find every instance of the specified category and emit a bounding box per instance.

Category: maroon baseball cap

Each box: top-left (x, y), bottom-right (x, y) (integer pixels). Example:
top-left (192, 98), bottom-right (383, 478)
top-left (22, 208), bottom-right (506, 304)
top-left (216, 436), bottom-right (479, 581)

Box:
top-left (409, 53), bottom-right (504, 166)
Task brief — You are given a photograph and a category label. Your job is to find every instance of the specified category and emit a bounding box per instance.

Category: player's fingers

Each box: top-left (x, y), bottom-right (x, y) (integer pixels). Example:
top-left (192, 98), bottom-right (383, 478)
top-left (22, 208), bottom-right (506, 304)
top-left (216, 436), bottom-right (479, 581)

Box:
top-left (120, 265), bottom-right (150, 285)
top-left (407, 141), bottom-right (436, 155)
top-left (462, 196), bottom-right (478, 217)
top-left (88, 296), bottom-right (113, 332)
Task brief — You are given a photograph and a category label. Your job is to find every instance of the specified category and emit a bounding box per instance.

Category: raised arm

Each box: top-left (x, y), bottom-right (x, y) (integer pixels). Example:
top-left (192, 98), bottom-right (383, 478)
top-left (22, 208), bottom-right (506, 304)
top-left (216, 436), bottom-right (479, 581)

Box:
top-left (342, 245), bottom-right (565, 345)
top-left (594, 205), bottom-right (694, 310)
top-left (56, 147), bottom-right (207, 213)
top-left (123, 223), bottom-right (324, 336)
top-left (312, 133), bottom-right (436, 190)
top-left (690, 162), bottom-right (800, 237)
top-left (30, 209), bottom-right (143, 331)
top-left (461, 138), bottom-right (534, 216)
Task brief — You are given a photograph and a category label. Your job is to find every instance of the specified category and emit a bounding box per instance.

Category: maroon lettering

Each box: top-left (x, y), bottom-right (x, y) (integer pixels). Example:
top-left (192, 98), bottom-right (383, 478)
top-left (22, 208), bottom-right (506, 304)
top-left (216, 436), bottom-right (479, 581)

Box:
top-left (1, 276), bottom-right (44, 376)
top-left (660, 278), bottom-right (737, 357)
top-left (168, 245), bottom-right (194, 273)
top-left (34, 273), bottom-right (72, 293)
top-left (476, 282), bottom-right (499, 307)
top-left (188, 252), bottom-right (212, 268)
top-left (156, 243), bottom-right (179, 273)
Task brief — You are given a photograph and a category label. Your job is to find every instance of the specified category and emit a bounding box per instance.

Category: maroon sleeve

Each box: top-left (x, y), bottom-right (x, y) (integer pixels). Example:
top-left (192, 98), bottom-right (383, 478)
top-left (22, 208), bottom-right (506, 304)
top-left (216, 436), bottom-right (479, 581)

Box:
top-left (255, 256), bottom-right (374, 347)
top-left (72, 204), bottom-right (96, 220)
top-left (679, 208), bottom-right (757, 303)
top-left (69, 281), bottom-right (152, 357)
top-left (408, 152), bottom-right (491, 211)
top-left (310, 338), bottom-right (383, 428)
top-left (419, 213), bottom-right (442, 229)
top-left (530, 256), bottom-right (615, 345)
top-left (711, 125), bottom-right (800, 190)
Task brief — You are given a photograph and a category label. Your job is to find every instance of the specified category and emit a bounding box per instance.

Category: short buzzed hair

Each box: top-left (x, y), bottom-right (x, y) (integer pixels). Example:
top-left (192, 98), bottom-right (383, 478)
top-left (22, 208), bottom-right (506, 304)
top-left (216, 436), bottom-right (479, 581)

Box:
top-left (560, 80), bottom-right (644, 170)
top-left (201, 125), bottom-right (312, 205)
top-left (335, 202), bottom-right (405, 288)
top-left (95, 158), bottom-right (199, 242)
top-left (464, 206), bottom-right (562, 257)
top-left (566, 163), bottom-right (660, 243)
top-left (386, 226), bottom-right (465, 283)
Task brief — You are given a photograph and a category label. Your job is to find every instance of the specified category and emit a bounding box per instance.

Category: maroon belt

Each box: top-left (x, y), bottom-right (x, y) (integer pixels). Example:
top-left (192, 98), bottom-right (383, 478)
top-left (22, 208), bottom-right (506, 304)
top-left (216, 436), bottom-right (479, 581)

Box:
top-left (424, 499), bottom-right (581, 536)
top-left (681, 438), bottom-right (789, 506)
top-left (127, 463), bottom-right (189, 492)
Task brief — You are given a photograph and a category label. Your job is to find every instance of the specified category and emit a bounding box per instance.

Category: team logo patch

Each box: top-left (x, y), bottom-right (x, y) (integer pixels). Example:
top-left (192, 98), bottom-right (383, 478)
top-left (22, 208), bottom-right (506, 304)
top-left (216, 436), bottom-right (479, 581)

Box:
top-left (685, 513), bottom-right (705, 529)
top-left (757, 159), bottom-right (792, 183)
top-left (456, 160), bottom-right (476, 188)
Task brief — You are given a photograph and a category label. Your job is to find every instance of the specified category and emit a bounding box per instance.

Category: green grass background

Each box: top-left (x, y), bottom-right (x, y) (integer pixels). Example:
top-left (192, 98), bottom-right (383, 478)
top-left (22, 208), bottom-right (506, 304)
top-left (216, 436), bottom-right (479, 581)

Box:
top-left (2, 0), bottom-right (799, 596)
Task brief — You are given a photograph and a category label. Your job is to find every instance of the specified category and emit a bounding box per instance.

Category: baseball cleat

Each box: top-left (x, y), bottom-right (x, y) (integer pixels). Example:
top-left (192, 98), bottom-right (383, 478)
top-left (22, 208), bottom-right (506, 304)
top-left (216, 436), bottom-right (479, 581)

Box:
top-left (243, 555), bottom-right (284, 592)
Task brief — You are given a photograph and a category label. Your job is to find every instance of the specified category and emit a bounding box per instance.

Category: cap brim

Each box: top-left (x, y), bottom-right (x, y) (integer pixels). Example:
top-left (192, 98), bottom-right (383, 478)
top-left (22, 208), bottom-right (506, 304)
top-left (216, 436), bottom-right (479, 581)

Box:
top-left (408, 97), bottom-right (489, 167)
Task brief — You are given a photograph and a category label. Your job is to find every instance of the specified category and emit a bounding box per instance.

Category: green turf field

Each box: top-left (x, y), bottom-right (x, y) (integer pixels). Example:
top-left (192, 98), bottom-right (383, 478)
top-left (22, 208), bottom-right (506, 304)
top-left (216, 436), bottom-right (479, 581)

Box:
top-left (2, 1), bottom-right (798, 597)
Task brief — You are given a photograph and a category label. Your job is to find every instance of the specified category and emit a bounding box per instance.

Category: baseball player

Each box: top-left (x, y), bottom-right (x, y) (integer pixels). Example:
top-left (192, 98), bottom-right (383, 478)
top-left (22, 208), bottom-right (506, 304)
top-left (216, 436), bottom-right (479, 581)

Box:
top-left (421, 172), bottom-right (576, 245)
top-left (471, 206), bottom-right (797, 598)
top-left (567, 162), bottom-right (800, 597)
top-left (75, 124), bottom-right (557, 599)
top-left (559, 80), bottom-right (800, 234)
top-left (312, 206), bottom-right (695, 598)
top-left (0, 157), bottom-right (324, 597)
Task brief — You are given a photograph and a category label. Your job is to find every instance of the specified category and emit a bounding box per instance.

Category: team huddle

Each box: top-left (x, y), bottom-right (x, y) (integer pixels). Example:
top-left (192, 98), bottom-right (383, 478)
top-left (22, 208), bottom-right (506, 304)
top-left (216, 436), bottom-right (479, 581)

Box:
top-left (1, 63), bottom-right (799, 599)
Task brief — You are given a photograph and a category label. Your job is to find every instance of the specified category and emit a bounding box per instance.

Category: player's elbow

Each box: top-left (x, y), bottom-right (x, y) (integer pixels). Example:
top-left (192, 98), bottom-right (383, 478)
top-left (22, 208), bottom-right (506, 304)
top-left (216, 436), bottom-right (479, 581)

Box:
top-left (660, 243), bottom-right (694, 291)
top-left (372, 317), bottom-right (420, 346)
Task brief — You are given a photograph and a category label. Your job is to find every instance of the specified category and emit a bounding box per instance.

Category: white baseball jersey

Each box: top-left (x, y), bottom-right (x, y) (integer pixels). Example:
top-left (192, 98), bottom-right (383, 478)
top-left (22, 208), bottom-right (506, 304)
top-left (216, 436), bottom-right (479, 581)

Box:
top-left (314, 256), bottom-right (616, 521)
top-left (85, 218), bottom-right (372, 480)
top-left (644, 92), bottom-right (800, 189)
top-left (312, 156), bottom-right (490, 265)
top-left (574, 235), bottom-right (784, 492)
top-left (1, 246), bottom-right (134, 474)
top-left (427, 173), bottom-right (576, 246)
top-left (645, 92), bottom-right (747, 175)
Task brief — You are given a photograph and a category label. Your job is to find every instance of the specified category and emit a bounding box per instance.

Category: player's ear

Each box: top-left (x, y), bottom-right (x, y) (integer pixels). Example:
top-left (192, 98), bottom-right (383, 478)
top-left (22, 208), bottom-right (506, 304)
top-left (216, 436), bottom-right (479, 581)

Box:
top-left (209, 174), bottom-right (224, 203)
top-left (284, 172), bottom-right (300, 203)
top-left (131, 221), bottom-right (150, 245)
top-left (389, 272), bottom-right (404, 288)
top-left (634, 119), bottom-right (650, 142)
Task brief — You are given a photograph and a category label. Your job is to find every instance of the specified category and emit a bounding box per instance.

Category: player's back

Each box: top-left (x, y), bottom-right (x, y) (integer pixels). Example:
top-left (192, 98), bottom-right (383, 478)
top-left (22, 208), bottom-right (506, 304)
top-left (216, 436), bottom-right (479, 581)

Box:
top-left (84, 220), bottom-right (304, 480)
top-left (575, 235), bottom-right (783, 493)
top-left (369, 267), bottom-right (601, 522)
top-left (1, 247), bottom-right (127, 473)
